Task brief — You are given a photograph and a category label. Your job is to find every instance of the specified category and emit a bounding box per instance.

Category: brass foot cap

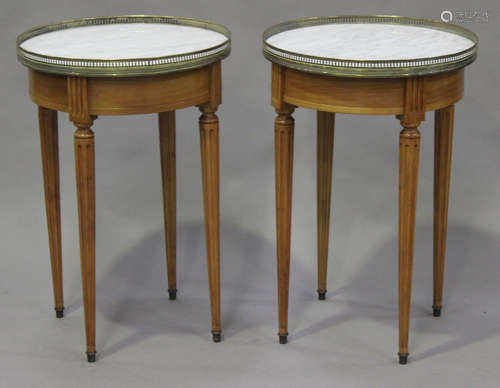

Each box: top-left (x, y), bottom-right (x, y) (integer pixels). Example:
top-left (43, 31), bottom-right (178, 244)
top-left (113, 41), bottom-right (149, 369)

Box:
top-left (212, 332), bottom-right (221, 343)
top-left (168, 289), bottom-right (177, 300)
top-left (55, 307), bottom-right (64, 318)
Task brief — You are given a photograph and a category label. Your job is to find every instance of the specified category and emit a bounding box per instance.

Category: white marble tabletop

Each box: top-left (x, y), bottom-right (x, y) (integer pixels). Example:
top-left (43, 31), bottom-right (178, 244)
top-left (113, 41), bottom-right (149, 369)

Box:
top-left (20, 23), bottom-right (228, 60)
top-left (17, 16), bottom-right (231, 76)
top-left (266, 23), bottom-right (475, 61)
top-left (263, 17), bottom-right (478, 77)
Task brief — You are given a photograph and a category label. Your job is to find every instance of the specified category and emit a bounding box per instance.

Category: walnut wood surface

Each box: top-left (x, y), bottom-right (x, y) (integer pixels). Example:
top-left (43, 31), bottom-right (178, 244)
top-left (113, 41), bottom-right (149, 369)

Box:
top-left (396, 78), bottom-right (424, 362)
top-left (38, 106), bottom-right (63, 313)
top-left (398, 125), bottom-right (421, 360)
top-left (199, 105), bottom-right (221, 335)
top-left (274, 105), bottom-right (295, 339)
top-left (433, 105), bottom-right (455, 312)
top-left (30, 62), bottom-right (223, 360)
top-left (271, 62), bottom-right (462, 363)
top-left (29, 65), bottom-right (212, 115)
top-left (272, 65), bottom-right (464, 115)
top-left (74, 124), bottom-right (96, 358)
top-left (159, 111), bottom-right (177, 295)
top-left (67, 76), bottom-right (97, 360)
top-left (317, 111), bottom-right (335, 296)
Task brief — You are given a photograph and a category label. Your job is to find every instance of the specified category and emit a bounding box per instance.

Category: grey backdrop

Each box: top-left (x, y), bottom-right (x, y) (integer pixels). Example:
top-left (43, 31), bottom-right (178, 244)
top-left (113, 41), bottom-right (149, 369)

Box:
top-left (1, 0), bottom-right (499, 387)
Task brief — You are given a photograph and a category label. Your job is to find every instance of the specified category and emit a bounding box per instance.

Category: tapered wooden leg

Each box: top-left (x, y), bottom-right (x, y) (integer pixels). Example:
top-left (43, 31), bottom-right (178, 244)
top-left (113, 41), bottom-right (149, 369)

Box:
top-left (433, 105), bottom-right (454, 317)
top-left (199, 106), bottom-right (221, 342)
top-left (74, 124), bottom-right (96, 362)
top-left (398, 124), bottom-right (421, 364)
top-left (159, 111), bottom-right (177, 300)
top-left (38, 106), bottom-right (64, 318)
top-left (317, 111), bottom-right (335, 301)
top-left (275, 107), bottom-right (295, 344)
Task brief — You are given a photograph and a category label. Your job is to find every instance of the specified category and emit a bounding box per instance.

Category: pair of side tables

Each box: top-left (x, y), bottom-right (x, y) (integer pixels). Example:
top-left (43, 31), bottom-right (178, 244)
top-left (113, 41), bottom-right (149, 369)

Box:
top-left (16, 15), bottom-right (478, 364)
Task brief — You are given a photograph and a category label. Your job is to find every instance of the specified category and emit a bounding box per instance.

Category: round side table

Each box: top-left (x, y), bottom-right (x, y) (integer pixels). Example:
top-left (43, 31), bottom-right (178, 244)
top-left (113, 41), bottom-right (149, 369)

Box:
top-left (263, 15), bottom-right (478, 364)
top-left (17, 15), bottom-right (231, 362)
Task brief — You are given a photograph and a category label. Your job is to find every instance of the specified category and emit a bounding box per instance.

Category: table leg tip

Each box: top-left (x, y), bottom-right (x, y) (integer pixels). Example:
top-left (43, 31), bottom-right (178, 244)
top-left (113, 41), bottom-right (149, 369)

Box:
top-left (279, 334), bottom-right (288, 344)
top-left (212, 332), bottom-right (222, 343)
top-left (55, 307), bottom-right (64, 318)
top-left (168, 289), bottom-right (177, 300)
top-left (432, 306), bottom-right (442, 317)
top-left (86, 352), bottom-right (96, 363)
top-left (317, 290), bottom-right (327, 300)
top-left (398, 353), bottom-right (408, 365)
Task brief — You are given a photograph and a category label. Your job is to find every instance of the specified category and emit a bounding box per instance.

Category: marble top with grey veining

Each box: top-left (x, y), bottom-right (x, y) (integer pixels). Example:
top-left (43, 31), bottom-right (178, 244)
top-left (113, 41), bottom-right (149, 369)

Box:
top-left (266, 24), bottom-right (475, 61)
top-left (20, 23), bottom-right (228, 60)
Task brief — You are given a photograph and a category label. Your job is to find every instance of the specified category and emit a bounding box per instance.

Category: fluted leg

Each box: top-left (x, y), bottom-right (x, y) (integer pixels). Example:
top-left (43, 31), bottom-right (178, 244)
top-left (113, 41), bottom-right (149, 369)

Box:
top-left (275, 107), bottom-right (295, 344)
top-left (74, 124), bottom-right (96, 362)
top-left (398, 124), bottom-right (421, 364)
top-left (159, 111), bottom-right (177, 300)
top-left (433, 105), bottom-right (454, 317)
top-left (199, 106), bottom-right (221, 342)
top-left (317, 111), bottom-right (335, 300)
top-left (38, 106), bottom-right (64, 318)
